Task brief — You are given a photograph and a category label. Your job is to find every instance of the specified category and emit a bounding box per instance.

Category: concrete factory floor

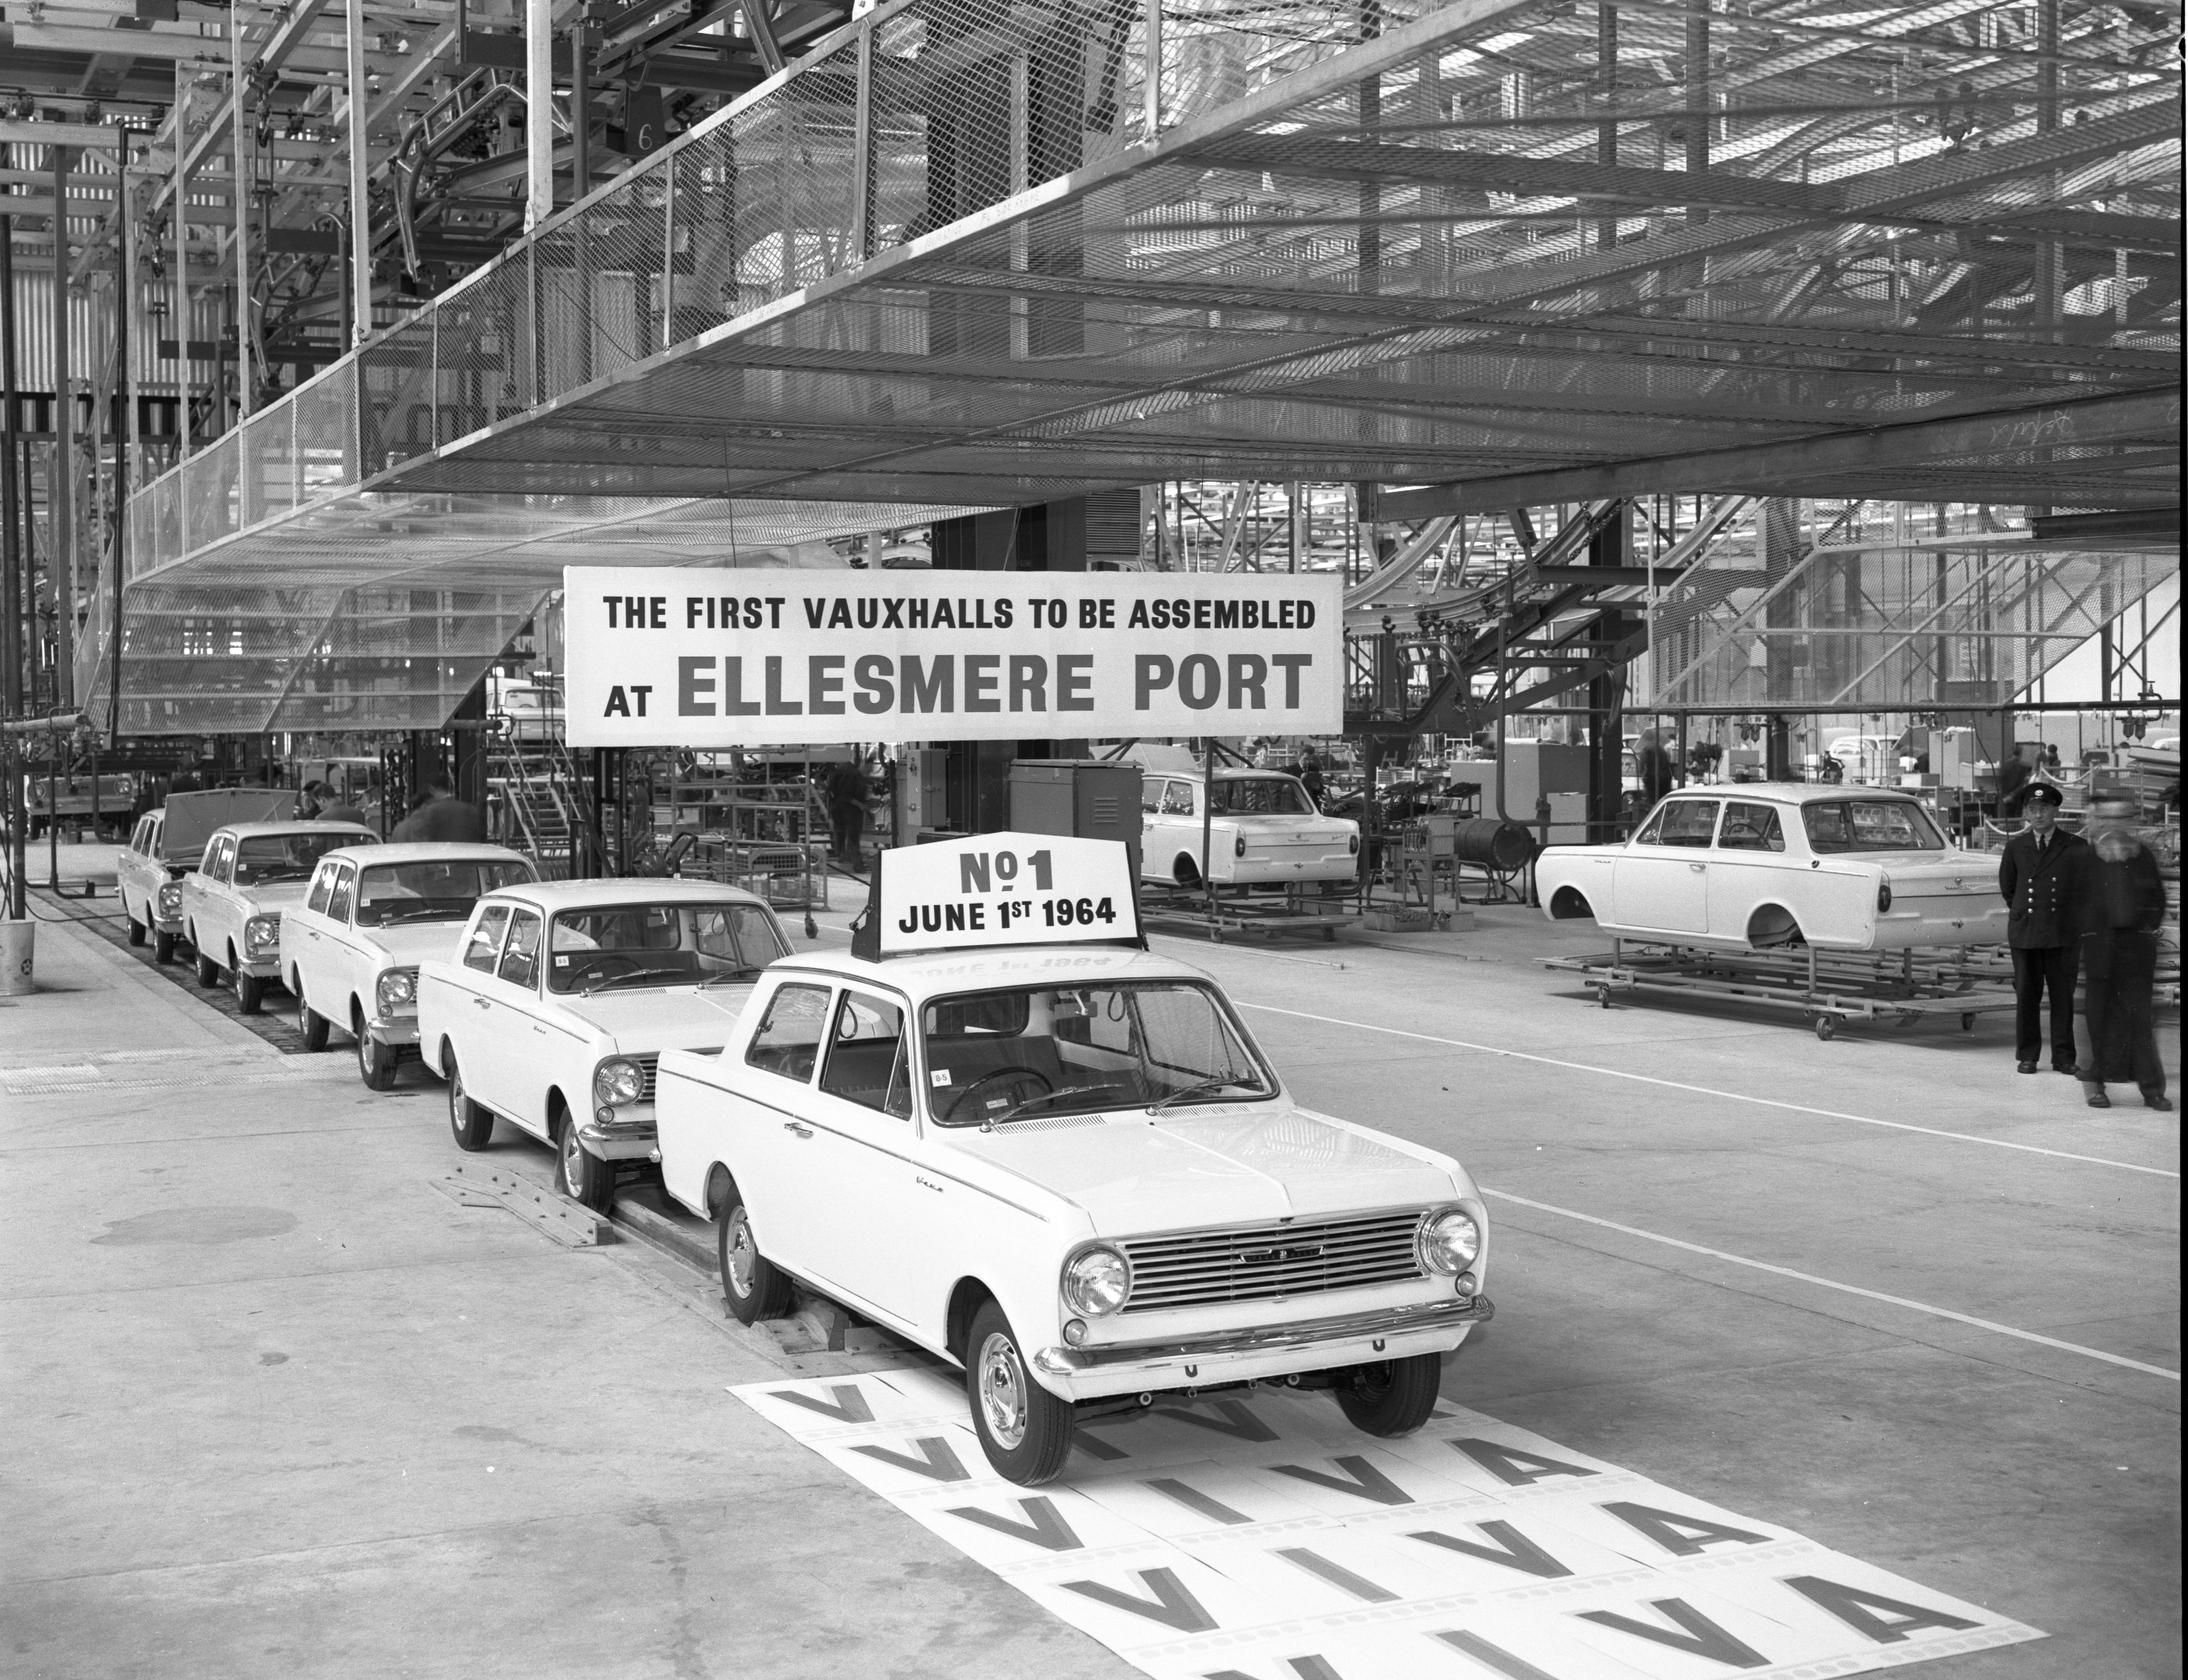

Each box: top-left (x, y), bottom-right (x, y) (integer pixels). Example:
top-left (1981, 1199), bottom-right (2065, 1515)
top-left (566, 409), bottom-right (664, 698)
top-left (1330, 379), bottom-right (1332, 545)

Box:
top-left (1, 875), bottom-right (2177, 1679)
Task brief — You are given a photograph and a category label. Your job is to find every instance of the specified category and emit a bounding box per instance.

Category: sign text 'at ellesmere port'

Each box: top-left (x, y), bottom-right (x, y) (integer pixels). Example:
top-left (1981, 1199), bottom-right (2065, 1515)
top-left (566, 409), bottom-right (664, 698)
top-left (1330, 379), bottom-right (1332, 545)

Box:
top-left (562, 567), bottom-right (1345, 748)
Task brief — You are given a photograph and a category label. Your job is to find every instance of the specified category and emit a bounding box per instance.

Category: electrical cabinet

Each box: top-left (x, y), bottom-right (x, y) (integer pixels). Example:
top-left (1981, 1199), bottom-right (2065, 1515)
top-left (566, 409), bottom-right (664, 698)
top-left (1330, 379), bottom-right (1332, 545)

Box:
top-left (1008, 760), bottom-right (1144, 882)
top-left (1499, 740), bottom-right (1590, 845)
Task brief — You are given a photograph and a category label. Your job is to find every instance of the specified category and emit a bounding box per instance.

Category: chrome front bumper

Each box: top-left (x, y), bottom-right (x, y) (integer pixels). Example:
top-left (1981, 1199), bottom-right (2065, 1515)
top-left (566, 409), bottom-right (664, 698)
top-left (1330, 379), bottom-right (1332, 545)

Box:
top-left (1032, 1295), bottom-right (1492, 1400)
top-left (578, 1105), bottom-right (658, 1162)
top-left (366, 1015), bottom-right (420, 1047)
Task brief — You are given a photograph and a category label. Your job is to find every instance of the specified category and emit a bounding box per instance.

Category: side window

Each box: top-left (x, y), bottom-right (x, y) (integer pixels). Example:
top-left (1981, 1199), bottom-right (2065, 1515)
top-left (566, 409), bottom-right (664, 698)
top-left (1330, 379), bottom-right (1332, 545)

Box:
top-left (745, 984), bottom-right (832, 1083)
top-left (1141, 778), bottom-right (1167, 814)
top-left (212, 836), bottom-right (238, 882)
top-left (820, 991), bottom-right (909, 1118)
top-left (132, 816), bottom-right (154, 855)
top-left (1657, 801), bottom-right (1721, 847)
top-left (497, 910), bottom-right (543, 989)
top-left (1717, 802), bottom-right (1786, 853)
top-left (325, 864), bottom-right (358, 922)
top-left (1161, 781), bottom-right (1194, 816)
top-left (462, 905), bottom-right (512, 973)
top-left (306, 864), bottom-right (335, 915)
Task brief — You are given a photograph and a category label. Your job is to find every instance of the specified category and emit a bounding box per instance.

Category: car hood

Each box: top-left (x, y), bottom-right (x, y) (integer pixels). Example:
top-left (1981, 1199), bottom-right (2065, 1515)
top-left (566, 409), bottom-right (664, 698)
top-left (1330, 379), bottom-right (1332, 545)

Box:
top-left (234, 880), bottom-right (315, 913)
top-left (554, 984), bottom-right (758, 1053)
top-left (947, 1101), bottom-right (1460, 1233)
top-left (354, 919), bottom-right (474, 968)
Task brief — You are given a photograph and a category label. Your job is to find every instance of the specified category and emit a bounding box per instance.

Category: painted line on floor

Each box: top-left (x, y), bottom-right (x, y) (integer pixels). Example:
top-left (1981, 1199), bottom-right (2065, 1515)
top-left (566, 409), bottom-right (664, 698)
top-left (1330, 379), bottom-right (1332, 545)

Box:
top-left (1235, 1000), bottom-right (2179, 1180)
top-left (1485, 1187), bottom-right (2181, 1382)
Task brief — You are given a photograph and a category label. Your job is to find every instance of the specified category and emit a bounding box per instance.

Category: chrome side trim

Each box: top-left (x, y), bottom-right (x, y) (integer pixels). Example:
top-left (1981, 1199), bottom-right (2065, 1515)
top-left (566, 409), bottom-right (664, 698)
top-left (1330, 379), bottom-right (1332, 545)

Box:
top-left (1037, 1295), bottom-right (1493, 1371)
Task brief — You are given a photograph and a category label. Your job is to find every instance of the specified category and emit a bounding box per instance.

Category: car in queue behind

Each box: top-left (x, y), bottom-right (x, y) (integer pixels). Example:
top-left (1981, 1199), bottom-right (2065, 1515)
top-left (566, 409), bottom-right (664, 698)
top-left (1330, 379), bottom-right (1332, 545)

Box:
top-left (415, 879), bottom-right (793, 1209)
top-left (653, 834), bottom-right (1492, 1487)
top-left (281, 843), bottom-right (539, 1089)
top-left (176, 819), bottom-right (380, 1012)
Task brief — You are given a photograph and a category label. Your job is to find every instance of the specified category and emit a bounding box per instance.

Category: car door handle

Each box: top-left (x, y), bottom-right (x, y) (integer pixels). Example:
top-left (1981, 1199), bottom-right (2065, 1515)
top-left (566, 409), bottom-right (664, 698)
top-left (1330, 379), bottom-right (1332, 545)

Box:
top-left (783, 1122), bottom-right (813, 1139)
top-left (1688, 863), bottom-right (1706, 872)
top-left (472, 997), bottom-right (492, 1009)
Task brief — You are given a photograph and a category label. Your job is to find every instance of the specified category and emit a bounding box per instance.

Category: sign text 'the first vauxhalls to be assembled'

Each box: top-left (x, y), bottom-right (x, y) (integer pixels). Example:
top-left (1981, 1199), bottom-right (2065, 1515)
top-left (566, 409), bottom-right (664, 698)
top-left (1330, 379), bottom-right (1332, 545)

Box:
top-left (561, 568), bottom-right (1346, 748)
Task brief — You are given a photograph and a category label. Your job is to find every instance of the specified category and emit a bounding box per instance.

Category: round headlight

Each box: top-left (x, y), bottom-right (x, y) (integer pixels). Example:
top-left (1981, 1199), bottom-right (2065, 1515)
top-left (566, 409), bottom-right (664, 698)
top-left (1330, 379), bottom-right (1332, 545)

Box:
top-left (1418, 1209), bottom-right (1481, 1276)
top-left (376, 969), bottom-right (417, 1013)
top-left (1061, 1245), bottom-right (1130, 1318)
top-left (246, 915), bottom-right (282, 951)
top-left (594, 1057), bottom-right (645, 1107)
top-left (158, 883), bottom-right (182, 912)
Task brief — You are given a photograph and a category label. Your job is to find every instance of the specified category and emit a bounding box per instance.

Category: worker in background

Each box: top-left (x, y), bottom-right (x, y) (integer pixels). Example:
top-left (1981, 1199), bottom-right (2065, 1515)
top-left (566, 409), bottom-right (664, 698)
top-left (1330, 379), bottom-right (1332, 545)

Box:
top-left (391, 773), bottom-right (485, 843)
top-left (2077, 798), bottom-right (2171, 1111)
top-left (824, 756), bottom-right (870, 873)
top-left (1997, 747), bottom-right (2034, 814)
top-left (1296, 750), bottom-right (1326, 808)
top-left (1635, 729), bottom-right (1674, 809)
top-left (1997, 782), bottom-right (2088, 1078)
top-left (316, 776), bottom-right (370, 827)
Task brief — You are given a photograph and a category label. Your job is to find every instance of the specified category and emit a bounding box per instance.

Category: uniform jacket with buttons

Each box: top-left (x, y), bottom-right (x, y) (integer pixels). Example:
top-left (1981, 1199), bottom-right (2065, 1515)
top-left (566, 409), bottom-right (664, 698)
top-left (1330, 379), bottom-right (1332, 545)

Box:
top-left (1998, 826), bottom-right (2088, 950)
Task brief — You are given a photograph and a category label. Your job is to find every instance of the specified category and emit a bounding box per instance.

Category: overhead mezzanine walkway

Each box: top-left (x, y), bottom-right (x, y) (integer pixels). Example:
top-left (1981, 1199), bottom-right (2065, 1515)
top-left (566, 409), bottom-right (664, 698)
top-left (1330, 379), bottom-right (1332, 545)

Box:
top-left (83, 0), bottom-right (2183, 732)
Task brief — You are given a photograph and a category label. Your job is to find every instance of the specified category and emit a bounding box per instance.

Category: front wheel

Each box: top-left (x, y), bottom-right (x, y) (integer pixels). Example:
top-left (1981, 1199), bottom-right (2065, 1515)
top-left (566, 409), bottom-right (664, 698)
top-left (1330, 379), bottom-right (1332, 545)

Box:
top-left (716, 1187), bottom-right (792, 1324)
top-left (234, 966), bottom-right (265, 1015)
top-left (1332, 1352), bottom-right (1443, 1437)
top-left (153, 929), bottom-right (176, 965)
top-left (446, 1056), bottom-right (493, 1149)
top-left (357, 1020), bottom-right (398, 1090)
top-left (125, 913), bottom-right (147, 947)
top-left (965, 1300), bottom-right (1074, 1486)
top-left (558, 1112), bottom-right (612, 1211)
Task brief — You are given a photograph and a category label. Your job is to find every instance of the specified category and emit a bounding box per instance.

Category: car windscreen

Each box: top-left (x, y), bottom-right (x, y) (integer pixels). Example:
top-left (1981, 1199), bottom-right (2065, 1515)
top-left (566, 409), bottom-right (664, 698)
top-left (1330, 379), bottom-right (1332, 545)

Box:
top-left (354, 859), bottom-right (537, 926)
top-left (1208, 777), bottom-right (1312, 816)
top-left (922, 980), bottom-right (1275, 1127)
top-left (231, 832), bottom-right (362, 886)
top-left (546, 901), bottom-right (788, 994)
top-left (1801, 799), bottom-right (1946, 853)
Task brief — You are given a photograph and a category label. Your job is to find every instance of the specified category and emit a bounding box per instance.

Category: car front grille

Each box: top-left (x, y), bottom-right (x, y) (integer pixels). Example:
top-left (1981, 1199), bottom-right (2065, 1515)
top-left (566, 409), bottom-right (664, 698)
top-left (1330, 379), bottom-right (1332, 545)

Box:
top-left (635, 1055), bottom-right (660, 1102)
top-left (1121, 1209), bottom-right (1425, 1313)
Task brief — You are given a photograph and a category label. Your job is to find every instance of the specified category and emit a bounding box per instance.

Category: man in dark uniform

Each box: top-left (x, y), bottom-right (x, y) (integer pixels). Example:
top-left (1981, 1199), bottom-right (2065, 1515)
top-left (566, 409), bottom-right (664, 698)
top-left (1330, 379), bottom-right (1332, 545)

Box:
top-left (1997, 783), bottom-right (2087, 1075)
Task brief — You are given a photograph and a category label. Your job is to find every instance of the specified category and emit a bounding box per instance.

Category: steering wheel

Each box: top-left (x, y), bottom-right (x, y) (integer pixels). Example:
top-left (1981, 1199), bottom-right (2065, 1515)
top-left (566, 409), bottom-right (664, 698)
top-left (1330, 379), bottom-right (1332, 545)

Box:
top-left (572, 953), bottom-right (641, 984)
top-left (941, 1066), bottom-right (1052, 1125)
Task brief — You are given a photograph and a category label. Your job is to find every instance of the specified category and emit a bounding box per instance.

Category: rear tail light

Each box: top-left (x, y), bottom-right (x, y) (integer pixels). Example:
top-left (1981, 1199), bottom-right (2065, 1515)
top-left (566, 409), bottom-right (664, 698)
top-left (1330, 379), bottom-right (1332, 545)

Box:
top-left (1234, 833), bottom-right (1247, 858)
top-left (1348, 834), bottom-right (1361, 855)
top-left (1877, 878), bottom-right (1893, 912)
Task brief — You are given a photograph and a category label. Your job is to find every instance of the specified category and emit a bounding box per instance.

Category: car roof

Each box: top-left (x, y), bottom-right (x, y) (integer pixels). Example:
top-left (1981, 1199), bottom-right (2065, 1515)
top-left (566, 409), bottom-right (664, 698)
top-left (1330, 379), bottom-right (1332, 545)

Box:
top-left (1660, 783), bottom-right (1933, 806)
top-left (1150, 768), bottom-right (1303, 781)
top-left (212, 820), bottom-right (380, 840)
top-left (318, 842), bottom-right (532, 867)
top-left (769, 943), bottom-right (1205, 1005)
top-left (477, 878), bottom-right (774, 913)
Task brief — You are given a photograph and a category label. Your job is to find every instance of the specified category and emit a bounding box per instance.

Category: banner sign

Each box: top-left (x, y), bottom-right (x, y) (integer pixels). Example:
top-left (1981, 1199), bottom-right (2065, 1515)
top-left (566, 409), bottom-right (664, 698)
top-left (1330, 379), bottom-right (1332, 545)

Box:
top-left (862, 832), bottom-right (1140, 957)
top-left (562, 567), bottom-right (1344, 747)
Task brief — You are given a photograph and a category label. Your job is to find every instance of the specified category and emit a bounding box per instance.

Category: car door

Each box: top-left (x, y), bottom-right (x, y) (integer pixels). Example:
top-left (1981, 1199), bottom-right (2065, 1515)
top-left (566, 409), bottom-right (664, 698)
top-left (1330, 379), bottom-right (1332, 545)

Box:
top-left (1612, 798), bottom-right (1719, 934)
top-left (483, 907), bottom-right (558, 1137)
top-left (1706, 799), bottom-right (1796, 939)
top-left (289, 860), bottom-right (338, 1000)
top-left (118, 816), bottom-right (152, 922)
top-left (189, 835), bottom-right (236, 952)
top-left (318, 863), bottom-right (369, 1022)
top-left (732, 980), bottom-right (838, 1280)
top-left (442, 904), bottom-right (513, 1105)
top-left (805, 988), bottom-right (928, 1325)
top-left (1138, 778), bottom-right (1171, 880)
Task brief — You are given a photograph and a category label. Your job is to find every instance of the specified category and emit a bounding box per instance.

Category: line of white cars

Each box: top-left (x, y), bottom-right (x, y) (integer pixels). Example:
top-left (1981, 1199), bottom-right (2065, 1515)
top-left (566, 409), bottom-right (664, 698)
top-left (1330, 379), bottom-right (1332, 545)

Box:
top-left (119, 808), bottom-right (1492, 1488)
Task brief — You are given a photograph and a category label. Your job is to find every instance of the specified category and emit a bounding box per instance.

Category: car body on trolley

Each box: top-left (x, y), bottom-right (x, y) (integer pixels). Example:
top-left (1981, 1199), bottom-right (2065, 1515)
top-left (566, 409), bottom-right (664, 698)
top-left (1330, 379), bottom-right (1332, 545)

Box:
top-left (1536, 783), bottom-right (2008, 951)
top-left (1139, 768), bottom-right (1360, 889)
top-left (176, 819), bottom-right (380, 1012)
top-left (415, 878), bottom-right (792, 1208)
top-left (653, 832), bottom-right (1490, 1486)
top-left (281, 842), bottom-right (539, 1088)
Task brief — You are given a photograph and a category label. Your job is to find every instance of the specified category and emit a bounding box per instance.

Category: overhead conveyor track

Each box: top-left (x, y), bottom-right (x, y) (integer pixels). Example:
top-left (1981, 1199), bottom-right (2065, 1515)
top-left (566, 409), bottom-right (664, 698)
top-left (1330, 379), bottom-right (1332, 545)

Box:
top-left (27, 0), bottom-right (2175, 730)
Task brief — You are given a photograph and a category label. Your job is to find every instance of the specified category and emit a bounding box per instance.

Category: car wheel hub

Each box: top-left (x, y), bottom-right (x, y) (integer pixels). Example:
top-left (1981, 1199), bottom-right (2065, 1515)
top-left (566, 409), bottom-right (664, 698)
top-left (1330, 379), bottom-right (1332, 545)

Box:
top-left (978, 1331), bottom-right (1029, 1450)
top-left (725, 1213), bottom-right (757, 1296)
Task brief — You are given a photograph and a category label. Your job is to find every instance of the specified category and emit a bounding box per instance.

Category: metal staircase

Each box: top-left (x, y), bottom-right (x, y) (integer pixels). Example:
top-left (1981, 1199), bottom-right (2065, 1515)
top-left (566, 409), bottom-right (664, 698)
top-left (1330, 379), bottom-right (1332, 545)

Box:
top-left (489, 733), bottom-right (594, 879)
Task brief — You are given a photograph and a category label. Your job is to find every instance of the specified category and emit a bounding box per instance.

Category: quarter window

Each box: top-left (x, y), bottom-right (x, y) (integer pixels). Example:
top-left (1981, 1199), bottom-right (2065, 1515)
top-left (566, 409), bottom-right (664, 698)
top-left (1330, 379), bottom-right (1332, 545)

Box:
top-left (1140, 779), bottom-right (1167, 814)
top-left (132, 816), bottom-right (154, 855)
top-left (497, 910), bottom-right (543, 989)
top-left (1803, 799), bottom-right (1946, 853)
top-left (820, 991), bottom-right (910, 1118)
top-left (1160, 781), bottom-right (1195, 816)
top-left (746, 984), bottom-right (831, 1083)
top-left (462, 905), bottom-right (513, 973)
top-left (1717, 802), bottom-right (1786, 853)
top-left (325, 865), bottom-right (357, 922)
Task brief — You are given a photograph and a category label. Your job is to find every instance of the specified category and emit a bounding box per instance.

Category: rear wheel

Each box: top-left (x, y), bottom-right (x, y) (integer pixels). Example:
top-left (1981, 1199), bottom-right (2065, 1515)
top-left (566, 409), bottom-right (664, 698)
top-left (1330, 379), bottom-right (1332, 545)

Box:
top-left (965, 1300), bottom-right (1074, 1486)
top-left (1173, 855), bottom-right (1203, 889)
top-left (1332, 1352), bottom-right (1443, 1437)
top-left (446, 1055), bottom-right (493, 1150)
top-left (558, 1110), bottom-right (613, 1211)
top-left (715, 1185), bottom-right (792, 1324)
top-left (193, 936), bottom-right (220, 989)
top-left (300, 1001), bottom-right (330, 1052)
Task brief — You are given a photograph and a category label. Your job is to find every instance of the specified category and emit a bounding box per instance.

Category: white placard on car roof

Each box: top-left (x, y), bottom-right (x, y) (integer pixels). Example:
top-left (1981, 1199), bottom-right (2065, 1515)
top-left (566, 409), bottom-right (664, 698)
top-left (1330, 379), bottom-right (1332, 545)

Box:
top-left (870, 833), bottom-right (1140, 956)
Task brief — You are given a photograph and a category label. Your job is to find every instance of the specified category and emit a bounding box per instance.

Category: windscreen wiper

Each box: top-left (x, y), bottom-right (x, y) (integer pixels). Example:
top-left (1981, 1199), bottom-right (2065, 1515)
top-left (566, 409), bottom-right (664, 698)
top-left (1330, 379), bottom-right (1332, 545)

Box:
top-left (1147, 1077), bottom-right (1260, 1117)
top-left (696, 965), bottom-right (766, 988)
top-left (989, 1083), bottom-right (1131, 1125)
top-left (580, 965), bottom-right (691, 995)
